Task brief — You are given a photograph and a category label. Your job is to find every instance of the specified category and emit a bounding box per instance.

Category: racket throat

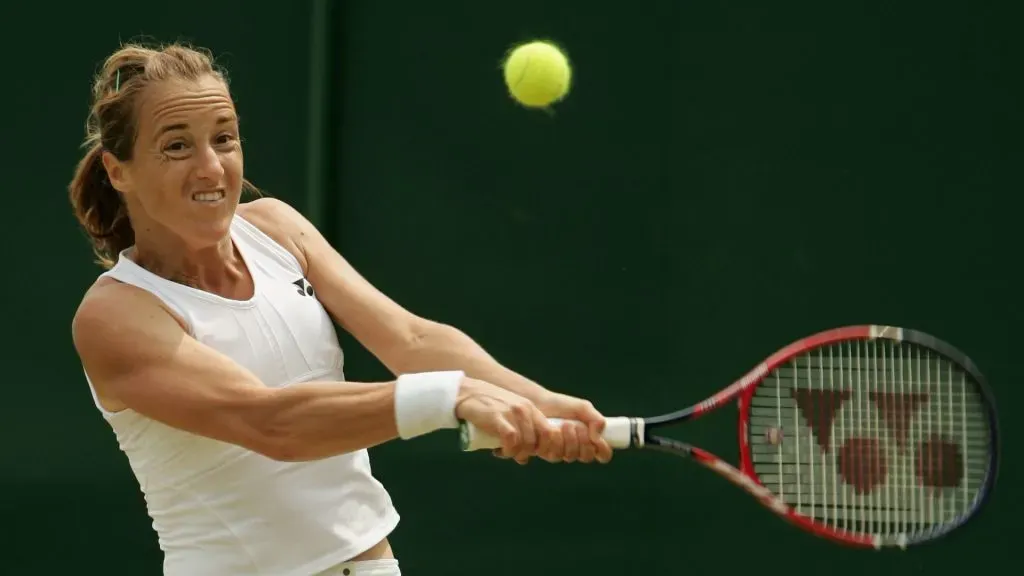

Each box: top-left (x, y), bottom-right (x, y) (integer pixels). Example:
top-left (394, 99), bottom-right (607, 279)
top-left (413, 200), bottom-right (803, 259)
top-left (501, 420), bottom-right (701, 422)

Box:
top-left (645, 436), bottom-right (694, 456)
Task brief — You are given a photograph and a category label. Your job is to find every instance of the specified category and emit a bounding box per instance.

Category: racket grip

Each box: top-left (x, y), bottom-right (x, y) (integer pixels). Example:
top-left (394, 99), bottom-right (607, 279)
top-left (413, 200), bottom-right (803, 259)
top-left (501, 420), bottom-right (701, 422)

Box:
top-left (459, 416), bottom-right (636, 452)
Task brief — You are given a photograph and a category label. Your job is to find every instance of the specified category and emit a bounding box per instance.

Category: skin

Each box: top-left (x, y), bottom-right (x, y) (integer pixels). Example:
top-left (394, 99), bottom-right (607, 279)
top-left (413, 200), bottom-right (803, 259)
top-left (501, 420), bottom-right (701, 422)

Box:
top-left (74, 74), bottom-right (612, 562)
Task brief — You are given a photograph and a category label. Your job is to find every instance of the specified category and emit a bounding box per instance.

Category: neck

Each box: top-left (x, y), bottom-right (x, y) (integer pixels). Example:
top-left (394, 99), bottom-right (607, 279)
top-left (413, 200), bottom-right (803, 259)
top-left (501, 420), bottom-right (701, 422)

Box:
top-left (132, 225), bottom-right (244, 294)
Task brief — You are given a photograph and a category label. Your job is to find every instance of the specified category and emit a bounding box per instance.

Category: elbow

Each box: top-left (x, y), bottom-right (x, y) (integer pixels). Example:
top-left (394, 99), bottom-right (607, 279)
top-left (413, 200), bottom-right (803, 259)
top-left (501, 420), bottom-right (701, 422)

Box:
top-left (249, 419), bottom-right (315, 463)
top-left (238, 396), bottom-right (312, 462)
top-left (393, 320), bottom-right (457, 367)
top-left (257, 438), bottom-right (307, 462)
top-left (249, 429), bottom-right (300, 462)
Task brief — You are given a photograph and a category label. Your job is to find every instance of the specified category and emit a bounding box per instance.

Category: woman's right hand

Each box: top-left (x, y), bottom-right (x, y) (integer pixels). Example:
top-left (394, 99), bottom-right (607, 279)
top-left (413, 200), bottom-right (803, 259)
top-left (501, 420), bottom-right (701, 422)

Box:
top-left (454, 378), bottom-right (555, 465)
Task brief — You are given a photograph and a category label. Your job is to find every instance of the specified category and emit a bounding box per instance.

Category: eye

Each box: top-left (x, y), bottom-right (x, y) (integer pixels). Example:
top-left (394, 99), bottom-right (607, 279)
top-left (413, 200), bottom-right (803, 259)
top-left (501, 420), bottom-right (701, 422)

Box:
top-left (164, 141), bottom-right (188, 153)
top-left (216, 133), bottom-right (238, 146)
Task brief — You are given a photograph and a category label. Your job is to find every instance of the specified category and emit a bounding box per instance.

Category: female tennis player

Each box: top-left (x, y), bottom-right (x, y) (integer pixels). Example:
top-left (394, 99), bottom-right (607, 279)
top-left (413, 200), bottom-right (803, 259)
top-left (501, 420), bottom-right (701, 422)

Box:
top-left (68, 42), bottom-right (612, 576)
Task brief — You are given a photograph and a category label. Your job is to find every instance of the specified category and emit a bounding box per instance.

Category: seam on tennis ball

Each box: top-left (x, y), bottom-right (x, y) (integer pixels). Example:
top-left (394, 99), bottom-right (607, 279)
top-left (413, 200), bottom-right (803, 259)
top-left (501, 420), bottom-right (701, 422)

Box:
top-left (512, 55), bottom-right (532, 92)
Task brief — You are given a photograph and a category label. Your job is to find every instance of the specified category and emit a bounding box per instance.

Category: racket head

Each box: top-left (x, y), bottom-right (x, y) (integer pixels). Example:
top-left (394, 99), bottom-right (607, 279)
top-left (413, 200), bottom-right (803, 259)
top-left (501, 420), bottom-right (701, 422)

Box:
top-left (735, 325), bottom-right (999, 548)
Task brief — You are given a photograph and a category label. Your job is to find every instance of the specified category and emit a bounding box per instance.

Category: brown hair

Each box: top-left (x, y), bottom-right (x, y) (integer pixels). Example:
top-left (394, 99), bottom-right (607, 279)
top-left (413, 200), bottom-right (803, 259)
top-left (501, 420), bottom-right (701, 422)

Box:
top-left (69, 41), bottom-right (254, 268)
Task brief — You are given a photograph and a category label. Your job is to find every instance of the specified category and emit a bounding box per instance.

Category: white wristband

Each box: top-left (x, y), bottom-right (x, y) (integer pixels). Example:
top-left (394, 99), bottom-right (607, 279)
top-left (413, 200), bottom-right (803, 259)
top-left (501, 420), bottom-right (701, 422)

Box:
top-left (394, 371), bottom-right (464, 439)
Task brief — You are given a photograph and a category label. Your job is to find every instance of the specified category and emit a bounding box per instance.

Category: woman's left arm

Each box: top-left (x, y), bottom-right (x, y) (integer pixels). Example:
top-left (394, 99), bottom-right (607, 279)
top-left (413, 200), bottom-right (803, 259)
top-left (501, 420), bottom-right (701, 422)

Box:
top-left (240, 198), bottom-right (546, 402)
top-left (241, 198), bottom-right (611, 461)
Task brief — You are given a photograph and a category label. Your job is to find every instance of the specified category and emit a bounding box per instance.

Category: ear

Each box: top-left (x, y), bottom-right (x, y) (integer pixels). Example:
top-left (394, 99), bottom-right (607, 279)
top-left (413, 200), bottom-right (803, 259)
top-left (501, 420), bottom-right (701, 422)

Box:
top-left (101, 150), bottom-right (132, 195)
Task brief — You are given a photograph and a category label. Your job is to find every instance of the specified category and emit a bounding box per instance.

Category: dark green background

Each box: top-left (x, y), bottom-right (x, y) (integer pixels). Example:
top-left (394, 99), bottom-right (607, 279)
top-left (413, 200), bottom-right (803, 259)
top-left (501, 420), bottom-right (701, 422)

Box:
top-left (1, 0), bottom-right (1017, 573)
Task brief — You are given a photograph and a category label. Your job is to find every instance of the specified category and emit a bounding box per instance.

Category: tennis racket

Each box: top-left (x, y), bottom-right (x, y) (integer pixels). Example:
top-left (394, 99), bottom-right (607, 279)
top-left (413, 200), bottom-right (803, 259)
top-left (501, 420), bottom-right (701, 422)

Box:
top-left (459, 325), bottom-right (999, 549)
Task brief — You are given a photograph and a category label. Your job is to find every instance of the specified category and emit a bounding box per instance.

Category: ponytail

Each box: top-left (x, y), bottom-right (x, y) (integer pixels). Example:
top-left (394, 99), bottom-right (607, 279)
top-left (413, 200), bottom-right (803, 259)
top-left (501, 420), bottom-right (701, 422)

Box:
top-left (69, 141), bottom-right (134, 269)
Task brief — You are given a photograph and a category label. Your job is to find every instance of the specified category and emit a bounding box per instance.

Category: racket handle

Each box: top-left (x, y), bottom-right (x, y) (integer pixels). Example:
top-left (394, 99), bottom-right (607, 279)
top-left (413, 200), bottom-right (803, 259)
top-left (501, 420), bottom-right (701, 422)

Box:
top-left (459, 416), bottom-right (637, 452)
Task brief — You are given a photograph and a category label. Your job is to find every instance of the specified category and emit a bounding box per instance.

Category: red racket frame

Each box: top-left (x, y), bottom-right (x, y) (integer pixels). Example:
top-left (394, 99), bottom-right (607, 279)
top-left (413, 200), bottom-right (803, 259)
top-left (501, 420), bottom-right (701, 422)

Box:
top-left (672, 325), bottom-right (991, 549)
top-left (691, 326), bottom-right (881, 546)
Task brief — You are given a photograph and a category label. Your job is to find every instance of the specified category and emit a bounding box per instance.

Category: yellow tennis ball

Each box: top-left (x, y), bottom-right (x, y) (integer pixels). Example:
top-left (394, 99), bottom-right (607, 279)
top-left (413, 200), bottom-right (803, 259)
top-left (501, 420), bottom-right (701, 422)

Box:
top-left (502, 41), bottom-right (572, 108)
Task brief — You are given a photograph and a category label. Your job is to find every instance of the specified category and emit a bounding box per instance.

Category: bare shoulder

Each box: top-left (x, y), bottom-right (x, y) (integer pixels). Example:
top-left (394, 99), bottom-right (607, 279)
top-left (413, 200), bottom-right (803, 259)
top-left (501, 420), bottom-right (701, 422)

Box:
top-left (237, 198), bottom-right (321, 271)
top-left (71, 279), bottom-right (188, 399)
top-left (73, 280), bottom-right (180, 353)
top-left (238, 197), bottom-right (308, 228)
top-left (75, 279), bottom-right (151, 337)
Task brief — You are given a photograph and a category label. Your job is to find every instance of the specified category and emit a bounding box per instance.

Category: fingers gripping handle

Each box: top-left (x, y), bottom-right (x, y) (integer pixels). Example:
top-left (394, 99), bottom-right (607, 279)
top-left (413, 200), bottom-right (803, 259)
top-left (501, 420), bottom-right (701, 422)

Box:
top-left (459, 416), bottom-right (639, 451)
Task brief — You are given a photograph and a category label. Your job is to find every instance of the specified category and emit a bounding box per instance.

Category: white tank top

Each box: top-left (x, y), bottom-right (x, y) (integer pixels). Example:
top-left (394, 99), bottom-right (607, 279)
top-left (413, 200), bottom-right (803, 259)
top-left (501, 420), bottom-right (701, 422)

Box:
top-left (83, 214), bottom-right (400, 576)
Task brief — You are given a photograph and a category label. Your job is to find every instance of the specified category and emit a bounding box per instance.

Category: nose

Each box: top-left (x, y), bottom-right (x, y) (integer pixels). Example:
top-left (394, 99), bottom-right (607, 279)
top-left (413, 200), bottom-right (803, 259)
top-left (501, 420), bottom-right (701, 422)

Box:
top-left (194, 144), bottom-right (225, 182)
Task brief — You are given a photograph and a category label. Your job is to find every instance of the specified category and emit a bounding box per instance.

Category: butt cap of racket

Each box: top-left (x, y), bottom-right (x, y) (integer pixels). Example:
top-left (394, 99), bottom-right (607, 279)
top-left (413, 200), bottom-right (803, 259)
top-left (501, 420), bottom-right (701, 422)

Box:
top-left (460, 416), bottom-right (636, 451)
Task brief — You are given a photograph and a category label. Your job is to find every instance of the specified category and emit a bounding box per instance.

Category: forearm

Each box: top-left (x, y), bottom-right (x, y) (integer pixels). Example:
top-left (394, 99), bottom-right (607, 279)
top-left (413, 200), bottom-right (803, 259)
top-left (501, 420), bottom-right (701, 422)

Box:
top-left (253, 380), bottom-right (398, 461)
top-left (251, 371), bottom-right (465, 462)
top-left (399, 322), bottom-right (549, 403)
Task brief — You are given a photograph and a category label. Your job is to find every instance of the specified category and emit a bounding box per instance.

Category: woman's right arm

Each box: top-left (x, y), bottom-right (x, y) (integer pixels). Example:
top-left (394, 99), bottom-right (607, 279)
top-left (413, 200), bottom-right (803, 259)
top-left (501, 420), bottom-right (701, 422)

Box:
top-left (72, 282), bottom-right (550, 462)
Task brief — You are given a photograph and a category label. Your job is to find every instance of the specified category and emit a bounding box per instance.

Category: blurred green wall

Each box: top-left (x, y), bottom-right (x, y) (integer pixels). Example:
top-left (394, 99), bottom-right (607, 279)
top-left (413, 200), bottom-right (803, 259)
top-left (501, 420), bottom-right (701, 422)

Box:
top-left (2, 0), bottom-right (1017, 573)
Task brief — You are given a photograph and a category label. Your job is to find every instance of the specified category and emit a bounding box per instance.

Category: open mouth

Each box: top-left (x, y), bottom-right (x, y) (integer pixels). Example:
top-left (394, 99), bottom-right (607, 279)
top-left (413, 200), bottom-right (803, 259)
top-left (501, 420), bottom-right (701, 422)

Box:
top-left (192, 190), bottom-right (226, 203)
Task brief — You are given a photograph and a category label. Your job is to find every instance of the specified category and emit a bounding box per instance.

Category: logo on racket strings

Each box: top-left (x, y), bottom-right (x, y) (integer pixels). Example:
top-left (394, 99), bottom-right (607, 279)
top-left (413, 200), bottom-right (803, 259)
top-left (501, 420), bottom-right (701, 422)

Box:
top-left (790, 389), bottom-right (966, 494)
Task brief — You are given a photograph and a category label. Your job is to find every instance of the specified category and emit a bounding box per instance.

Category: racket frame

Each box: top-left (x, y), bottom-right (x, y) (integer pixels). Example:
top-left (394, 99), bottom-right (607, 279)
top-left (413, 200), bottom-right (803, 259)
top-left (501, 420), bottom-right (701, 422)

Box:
top-left (635, 325), bottom-right (1000, 549)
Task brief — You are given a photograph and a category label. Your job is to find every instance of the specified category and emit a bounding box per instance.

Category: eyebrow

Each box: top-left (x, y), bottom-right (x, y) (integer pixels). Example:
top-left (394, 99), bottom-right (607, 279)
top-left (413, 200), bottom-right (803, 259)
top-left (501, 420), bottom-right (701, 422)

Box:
top-left (155, 115), bottom-right (238, 138)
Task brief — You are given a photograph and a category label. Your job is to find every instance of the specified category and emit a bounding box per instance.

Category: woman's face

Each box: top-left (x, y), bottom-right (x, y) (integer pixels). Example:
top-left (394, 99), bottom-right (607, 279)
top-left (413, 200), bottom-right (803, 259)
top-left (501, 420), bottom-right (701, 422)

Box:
top-left (107, 74), bottom-right (244, 250)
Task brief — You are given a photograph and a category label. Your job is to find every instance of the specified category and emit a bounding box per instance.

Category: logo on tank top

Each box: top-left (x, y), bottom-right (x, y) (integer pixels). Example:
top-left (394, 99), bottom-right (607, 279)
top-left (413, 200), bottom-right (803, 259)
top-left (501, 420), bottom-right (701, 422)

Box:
top-left (292, 278), bottom-right (316, 298)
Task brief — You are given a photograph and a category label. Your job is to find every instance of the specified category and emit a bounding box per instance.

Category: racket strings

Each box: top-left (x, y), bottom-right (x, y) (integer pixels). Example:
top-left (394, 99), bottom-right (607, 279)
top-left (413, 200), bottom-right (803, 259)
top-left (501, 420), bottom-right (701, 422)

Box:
top-left (748, 339), bottom-right (991, 538)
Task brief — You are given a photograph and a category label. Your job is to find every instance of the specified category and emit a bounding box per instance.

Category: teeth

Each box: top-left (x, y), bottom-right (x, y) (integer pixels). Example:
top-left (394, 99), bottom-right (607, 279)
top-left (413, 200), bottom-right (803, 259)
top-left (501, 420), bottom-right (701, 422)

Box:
top-left (192, 191), bottom-right (225, 202)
